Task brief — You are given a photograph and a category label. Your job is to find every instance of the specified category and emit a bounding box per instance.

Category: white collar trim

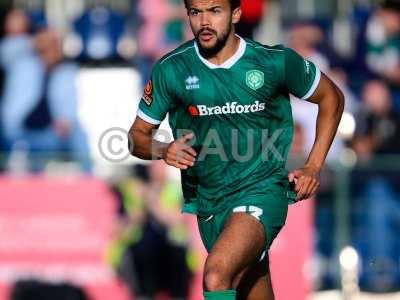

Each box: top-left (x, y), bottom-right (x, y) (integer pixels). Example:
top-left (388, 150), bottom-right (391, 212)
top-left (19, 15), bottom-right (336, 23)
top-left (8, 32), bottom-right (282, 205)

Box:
top-left (194, 35), bottom-right (246, 69)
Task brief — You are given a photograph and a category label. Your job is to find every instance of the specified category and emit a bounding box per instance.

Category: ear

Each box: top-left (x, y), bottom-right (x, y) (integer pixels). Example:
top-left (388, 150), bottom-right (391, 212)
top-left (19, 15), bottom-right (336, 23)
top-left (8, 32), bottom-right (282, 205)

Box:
top-left (232, 7), bottom-right (242, 24)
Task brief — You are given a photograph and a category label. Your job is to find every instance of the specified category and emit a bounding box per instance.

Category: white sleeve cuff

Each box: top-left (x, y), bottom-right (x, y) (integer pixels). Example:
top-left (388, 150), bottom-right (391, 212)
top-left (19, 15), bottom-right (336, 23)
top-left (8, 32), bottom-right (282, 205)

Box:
top-left (301, 67), bottom-right (321, 100)
top-left (137, 109), bottom-right (162, 125)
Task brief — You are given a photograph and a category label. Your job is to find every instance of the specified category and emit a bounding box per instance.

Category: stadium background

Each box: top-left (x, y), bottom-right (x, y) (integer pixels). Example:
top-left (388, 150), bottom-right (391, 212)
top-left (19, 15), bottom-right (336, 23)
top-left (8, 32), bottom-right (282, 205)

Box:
top-left (0, 0), bottom-right (399, 299)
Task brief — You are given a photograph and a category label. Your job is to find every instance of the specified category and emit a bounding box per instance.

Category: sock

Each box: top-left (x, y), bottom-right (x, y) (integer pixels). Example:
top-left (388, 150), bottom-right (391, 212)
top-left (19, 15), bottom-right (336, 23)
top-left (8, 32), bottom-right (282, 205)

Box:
top-left (204, 290), bottom-right (236, 300)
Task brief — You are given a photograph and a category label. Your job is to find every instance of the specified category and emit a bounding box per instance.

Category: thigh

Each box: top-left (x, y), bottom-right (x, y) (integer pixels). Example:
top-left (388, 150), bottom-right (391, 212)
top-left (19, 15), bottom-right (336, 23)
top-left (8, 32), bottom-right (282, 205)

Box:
top-left (198, 194), bottom-right (288, 254)
top-left (234, 254), bottom-right (275, 300)
top-left (205, 212), bottom-right (266, 280)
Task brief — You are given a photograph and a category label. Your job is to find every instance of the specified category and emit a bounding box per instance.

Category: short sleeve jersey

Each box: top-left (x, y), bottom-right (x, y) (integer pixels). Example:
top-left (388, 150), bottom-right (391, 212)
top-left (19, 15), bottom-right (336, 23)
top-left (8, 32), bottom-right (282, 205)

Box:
top-left (137, 37), bottom-right (321, 215)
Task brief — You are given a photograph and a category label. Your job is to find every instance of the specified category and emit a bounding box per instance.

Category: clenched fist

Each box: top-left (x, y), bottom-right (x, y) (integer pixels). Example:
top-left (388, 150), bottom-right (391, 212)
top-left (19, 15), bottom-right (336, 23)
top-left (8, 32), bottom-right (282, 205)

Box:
top-left (288, 165), bottom-right (320, 201)
top-left (163, 133), bottom-right (197, 170)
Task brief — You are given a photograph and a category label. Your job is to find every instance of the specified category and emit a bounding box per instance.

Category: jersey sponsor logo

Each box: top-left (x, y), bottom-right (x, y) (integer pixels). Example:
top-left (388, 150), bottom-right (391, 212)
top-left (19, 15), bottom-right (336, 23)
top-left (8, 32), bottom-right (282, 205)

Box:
top-left (187, 101), bottom-right (266, 117)
top-left (246, 70), bottom-right (264, 90)
top-left (185, 76), bottom-right (200, 90)
top-left (143, 80), bottom-right (153, 106)
top-left (187, 105), bottom-right (200, 116)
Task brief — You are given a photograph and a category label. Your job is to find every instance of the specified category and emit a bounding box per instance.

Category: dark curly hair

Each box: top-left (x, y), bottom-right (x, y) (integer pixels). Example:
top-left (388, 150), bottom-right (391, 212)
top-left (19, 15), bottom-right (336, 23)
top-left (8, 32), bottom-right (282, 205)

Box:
top-left (183, 0), bottom-right (241, 10)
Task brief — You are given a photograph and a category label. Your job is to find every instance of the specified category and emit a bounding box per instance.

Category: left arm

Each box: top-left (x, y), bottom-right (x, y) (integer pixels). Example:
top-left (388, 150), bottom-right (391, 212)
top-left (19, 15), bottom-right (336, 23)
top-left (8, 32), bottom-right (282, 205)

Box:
top-left (289, 73), bottom-right (345, 201)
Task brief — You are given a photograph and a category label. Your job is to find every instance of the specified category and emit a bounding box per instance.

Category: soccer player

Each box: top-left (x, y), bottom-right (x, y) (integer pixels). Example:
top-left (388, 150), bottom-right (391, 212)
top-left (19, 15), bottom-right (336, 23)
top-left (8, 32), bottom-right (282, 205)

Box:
top-left (128, 0), bottom-right (344, 299)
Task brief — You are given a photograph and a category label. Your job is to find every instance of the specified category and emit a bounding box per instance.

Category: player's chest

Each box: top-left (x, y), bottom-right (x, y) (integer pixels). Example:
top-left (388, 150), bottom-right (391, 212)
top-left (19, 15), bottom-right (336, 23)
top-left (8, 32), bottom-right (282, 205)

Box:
top-left (176, 68), bottom-right (277, 108)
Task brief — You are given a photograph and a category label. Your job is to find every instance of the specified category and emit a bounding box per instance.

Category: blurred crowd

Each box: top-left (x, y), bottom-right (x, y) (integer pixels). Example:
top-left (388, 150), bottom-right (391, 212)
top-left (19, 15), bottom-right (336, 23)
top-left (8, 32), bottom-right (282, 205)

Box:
top-left (0, 0), bottom-right (399, 298)
top-left (0, 9), bottom-right (90, 173)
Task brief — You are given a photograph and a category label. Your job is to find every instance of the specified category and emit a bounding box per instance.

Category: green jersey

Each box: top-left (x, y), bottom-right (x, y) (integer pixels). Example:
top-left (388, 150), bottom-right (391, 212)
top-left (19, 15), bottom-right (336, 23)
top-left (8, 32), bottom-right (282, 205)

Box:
top-left (137, 37), bottom-right (320, 215)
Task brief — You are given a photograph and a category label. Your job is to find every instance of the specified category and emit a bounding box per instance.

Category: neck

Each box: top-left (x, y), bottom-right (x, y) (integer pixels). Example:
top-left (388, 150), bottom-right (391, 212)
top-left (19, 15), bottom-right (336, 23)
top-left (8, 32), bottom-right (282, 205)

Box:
top-left (202, 32), bottom-right (240, 66)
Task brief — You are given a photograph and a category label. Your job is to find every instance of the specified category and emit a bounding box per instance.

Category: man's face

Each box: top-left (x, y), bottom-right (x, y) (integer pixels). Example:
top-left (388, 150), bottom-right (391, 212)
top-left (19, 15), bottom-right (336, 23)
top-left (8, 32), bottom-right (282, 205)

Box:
top-left (379, 8), bottom-right (400, 36)
top-left (186, 0), bottom-right (241, 55)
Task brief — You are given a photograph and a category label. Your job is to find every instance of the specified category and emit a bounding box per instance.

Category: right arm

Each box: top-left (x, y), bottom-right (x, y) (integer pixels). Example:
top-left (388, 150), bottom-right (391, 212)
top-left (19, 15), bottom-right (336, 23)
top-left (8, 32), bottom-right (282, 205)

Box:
top-left (128, 116), bottom-right (197, 169)
top-left (128, 117), bottom-right (168, 160)
top-left (129, 61), bottom-right (197, 169)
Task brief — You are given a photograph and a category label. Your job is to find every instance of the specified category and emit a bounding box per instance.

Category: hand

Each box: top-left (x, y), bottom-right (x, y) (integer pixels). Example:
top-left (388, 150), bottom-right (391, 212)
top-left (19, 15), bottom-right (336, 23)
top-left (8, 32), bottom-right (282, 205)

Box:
top-left (163, 133), bottom-right (197, 170)
top-left (288, 165), bottom-right (320, 201)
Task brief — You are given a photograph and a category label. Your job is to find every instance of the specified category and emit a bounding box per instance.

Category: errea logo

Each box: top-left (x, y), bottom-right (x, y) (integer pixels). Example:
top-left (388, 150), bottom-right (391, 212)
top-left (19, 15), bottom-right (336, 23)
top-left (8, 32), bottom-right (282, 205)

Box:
top-left (186, 76), bottom-right (200, 90)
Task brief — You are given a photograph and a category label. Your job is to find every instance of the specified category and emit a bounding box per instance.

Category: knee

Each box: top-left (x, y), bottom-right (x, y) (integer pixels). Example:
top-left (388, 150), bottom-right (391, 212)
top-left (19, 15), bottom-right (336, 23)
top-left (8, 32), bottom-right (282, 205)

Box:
top-left (203, 266), bottom-right (233, 292)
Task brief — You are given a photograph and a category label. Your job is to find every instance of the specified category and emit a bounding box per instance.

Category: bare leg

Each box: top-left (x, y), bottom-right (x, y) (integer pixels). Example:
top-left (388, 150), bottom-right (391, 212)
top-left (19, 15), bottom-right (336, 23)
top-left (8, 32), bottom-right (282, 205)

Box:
top-left (234, 254), bottom-right (275, 300)
top-left (202, 213), bottom-right (266, 293)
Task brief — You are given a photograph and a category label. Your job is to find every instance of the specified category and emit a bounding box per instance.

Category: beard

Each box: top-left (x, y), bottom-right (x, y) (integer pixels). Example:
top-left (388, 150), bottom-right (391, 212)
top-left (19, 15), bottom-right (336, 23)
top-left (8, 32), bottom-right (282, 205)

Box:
top-left (195, 23), bottom-right (232, 57)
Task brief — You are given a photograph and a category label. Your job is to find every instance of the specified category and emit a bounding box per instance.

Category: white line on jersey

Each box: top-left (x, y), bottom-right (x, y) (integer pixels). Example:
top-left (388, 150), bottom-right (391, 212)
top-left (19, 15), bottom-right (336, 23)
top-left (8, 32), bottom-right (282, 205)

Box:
top-left (205, 215), bottom-right (214, 222)
top-left (160, 46), bottom-right (195, 64)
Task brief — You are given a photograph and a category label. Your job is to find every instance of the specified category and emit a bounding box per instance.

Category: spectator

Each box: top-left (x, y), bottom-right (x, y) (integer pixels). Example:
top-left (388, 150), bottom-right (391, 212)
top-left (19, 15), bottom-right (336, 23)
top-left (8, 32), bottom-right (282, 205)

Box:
top-left (1, 24), bottom-right (91, 172)
top-left (353, 80), bottom-right (400, 159)
top-left (136, 0), bottom-right (188, 86)
top-left (71, 4), bottom-right (126, 62)
top-left (0, 7), bottom-right (9, 170)
top-left (0, 9), bottom-right (32, 67)
top-left (366, 0), bottom-right (400, 86)
top-left (287, 22), bottom-right (330, 72)
top-left (352, 79), bottom-right (400, 292)
top-left (108, 161), bottom-right (194, 300)
top-left (0, 9), bottom-right (36, 171)
top-left (287, 22), bottom-right (345, 163)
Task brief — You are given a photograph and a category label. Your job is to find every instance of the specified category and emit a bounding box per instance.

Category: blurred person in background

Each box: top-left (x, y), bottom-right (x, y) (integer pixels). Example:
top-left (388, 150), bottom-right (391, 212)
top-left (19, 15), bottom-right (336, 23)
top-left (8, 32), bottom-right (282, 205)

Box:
top-left (0, 9), bottom-right (32, 69)
top-left (136, 0), bottom-right (188, 86)
top-left (0, 8), bottom-right (36, 170)
top-left (0, 7), bottom-right (10, 171)
top-left (235, 0), bottom-right (268, 39)
top-left (1, 22), bottom-right (91, 172)
top-left (365, 0), bottom-right (400, 109)
top-left (287, 22), bottom-right (330, 72)
top-left (71, 3), bottom-right (126, 63)
top-left (108, 161), bottom-right (194, 300)
top-left (366, 0), bottom-right (400, 85)
top-left (351, 79), bottom-right (400, 292)
top-left (288, 22), bottom-right (345, 163)
top-left (353, 79), bottom-right (400, 158)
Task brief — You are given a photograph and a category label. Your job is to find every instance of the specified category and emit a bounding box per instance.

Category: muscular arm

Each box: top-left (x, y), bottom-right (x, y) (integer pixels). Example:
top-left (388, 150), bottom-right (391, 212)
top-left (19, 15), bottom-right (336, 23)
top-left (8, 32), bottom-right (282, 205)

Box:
top-left (128, 117), bottom-right (168, 160)
top-left (128, 116), bottom-right (197, 169)
top-left (304, 73), bottom-right (345, 170)
top-left (289, 73), bottom-right (345, 200)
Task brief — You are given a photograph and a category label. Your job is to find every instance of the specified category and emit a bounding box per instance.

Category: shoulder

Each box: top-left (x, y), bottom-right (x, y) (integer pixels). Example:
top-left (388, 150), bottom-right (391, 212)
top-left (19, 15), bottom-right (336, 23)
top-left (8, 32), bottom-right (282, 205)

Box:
top-left (155, 40), bottom-right (196, 69)
top-left (245, 39), bottom-right (287, 57)
top-left (150, 40), bottom-right (195, 81)
top-left (245, 39), bottom-right (290, 80)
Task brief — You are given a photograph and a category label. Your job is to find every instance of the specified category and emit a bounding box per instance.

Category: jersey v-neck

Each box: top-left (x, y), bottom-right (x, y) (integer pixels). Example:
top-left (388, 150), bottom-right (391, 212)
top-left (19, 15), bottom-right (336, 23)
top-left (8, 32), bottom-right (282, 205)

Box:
top-left (194, 35), bottom-right (246, 69)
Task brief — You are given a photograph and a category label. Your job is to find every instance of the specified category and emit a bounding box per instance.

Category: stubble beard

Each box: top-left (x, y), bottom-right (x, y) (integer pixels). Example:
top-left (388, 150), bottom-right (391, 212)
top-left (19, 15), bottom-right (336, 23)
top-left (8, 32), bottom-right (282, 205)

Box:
top-left (196, 23), bottom-right (232, 58)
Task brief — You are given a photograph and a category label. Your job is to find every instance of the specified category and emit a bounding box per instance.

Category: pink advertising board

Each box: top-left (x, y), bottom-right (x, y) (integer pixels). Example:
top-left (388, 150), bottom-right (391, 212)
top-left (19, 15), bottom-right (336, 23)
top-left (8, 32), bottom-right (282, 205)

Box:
top-left (0, 176), bottom-right (130, 300)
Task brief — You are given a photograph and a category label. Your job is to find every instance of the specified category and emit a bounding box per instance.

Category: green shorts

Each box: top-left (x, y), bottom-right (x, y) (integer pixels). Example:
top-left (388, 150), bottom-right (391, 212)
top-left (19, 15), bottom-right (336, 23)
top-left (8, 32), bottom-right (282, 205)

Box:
top-left (197, 183), bottom-right (294, 253)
